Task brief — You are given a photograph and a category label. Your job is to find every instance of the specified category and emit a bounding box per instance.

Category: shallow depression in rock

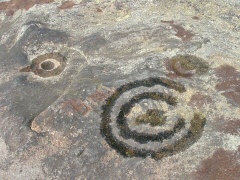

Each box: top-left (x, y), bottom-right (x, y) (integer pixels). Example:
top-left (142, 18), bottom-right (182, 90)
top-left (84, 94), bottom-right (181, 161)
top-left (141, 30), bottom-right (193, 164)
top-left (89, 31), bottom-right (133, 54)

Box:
top-left (20, 53), bottom-right (67, 78)
top-left (40, 61), bottom-right (55, 70)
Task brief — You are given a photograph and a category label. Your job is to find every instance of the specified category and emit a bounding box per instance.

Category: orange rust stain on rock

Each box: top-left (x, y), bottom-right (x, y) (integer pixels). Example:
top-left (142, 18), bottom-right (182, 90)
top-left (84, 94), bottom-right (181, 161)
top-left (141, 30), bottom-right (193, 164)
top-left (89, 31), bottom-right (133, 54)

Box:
top-left (215, 65), bottom-right (240, 105)
top-left (188, 93), bottom-right (213, 107)
top-left (214, 117), bottom-right (240, 135)
top-left (161, 20), bottom-right (194, 41)
top-left (193, 148), bottom-right (240, 180)
top-left (0, 0), bottom-right (54, 16)
top-left (58, 1), bottom-right (75, 10)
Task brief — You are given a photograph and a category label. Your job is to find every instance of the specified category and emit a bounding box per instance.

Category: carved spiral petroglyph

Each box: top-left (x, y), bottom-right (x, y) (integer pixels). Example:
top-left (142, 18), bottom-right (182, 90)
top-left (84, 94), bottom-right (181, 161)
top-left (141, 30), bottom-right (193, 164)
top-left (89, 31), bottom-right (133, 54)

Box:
top-left (101, 77), bottom-right (206, 159)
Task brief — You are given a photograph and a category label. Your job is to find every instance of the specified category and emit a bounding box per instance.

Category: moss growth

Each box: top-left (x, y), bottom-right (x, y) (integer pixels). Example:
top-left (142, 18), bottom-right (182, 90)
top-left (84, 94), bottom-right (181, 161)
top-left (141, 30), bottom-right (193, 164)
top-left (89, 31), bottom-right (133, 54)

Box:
top-left (125, 149), bottom-right (135, 157)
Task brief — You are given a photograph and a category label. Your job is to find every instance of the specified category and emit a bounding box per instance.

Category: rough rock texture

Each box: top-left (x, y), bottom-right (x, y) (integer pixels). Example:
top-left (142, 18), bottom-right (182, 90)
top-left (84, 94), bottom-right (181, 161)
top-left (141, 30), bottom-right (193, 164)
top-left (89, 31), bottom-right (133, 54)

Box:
top-left (0, 0), bottom-right (239, 179)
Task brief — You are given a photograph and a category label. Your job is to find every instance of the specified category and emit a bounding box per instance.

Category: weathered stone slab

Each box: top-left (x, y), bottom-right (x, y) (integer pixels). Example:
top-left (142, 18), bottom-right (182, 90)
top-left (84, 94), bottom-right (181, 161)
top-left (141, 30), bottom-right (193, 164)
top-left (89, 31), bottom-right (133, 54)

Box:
top-left (0, 0), bottom-right (239, 179)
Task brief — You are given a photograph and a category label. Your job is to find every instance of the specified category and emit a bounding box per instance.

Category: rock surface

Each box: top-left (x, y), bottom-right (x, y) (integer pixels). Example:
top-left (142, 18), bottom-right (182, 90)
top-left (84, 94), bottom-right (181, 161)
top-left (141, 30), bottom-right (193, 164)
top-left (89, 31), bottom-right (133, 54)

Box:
top-left (0, 0), bottom-right (239, 179)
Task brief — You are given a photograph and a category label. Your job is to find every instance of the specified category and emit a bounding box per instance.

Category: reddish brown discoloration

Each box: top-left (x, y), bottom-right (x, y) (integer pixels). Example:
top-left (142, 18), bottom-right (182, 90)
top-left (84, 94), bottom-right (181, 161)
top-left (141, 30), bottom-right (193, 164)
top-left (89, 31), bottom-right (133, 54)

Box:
top-left (214, 117), bottom-right (240, 135)
top-left (58, 1), bottom-right (75, 10)
top-left (96, 7), bottom-right (103, 12)
top-left (188, 93), bottom-right (213, 107)
top-left (220, 119), bottom-right (240, 135)
top-left (161, 20), bottom-right (195, 41)
top-left (61, 99), bottom-right (92, 117)
top-left (172, 24), bottom-right (195, 41)
top-left (221, 91), bottom-right (240, 105)
top-left (0, 0), bottom-right (54, 16)
top-left (86, 86), bottom-right (114, 106)
top-left (6, 9), bottom-right (15, 16)
top-left (215, 65), bottom-right (240, 105)
top-left (68, 100), bottom-right (92, 116)
top-left (215, 64), bottom-right (239, 80)
top-left (193, 148), bottom-right (240, 180)
top-left (59, 87), bottom-right (112, 117)
top-left (88, 89), bottom-right (113, 105)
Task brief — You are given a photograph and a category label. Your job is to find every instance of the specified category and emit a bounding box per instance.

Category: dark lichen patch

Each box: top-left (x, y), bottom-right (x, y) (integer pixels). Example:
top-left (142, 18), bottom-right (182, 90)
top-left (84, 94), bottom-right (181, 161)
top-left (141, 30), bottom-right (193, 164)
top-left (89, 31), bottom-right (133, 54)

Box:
top-left (20, 53), bottom-right (67, 78)
top-left (101, 77), bottom-right (206, 160)
top-left (170, 55), bottom-right (209, 77)
top-left (135, 109), bottom-right (166, 126)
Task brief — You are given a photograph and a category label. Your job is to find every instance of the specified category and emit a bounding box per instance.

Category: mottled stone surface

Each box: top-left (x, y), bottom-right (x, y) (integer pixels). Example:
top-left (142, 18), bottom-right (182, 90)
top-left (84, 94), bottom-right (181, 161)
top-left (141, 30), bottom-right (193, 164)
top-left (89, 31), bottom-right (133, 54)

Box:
top-left (0, 0), bottom-right (239, 179)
